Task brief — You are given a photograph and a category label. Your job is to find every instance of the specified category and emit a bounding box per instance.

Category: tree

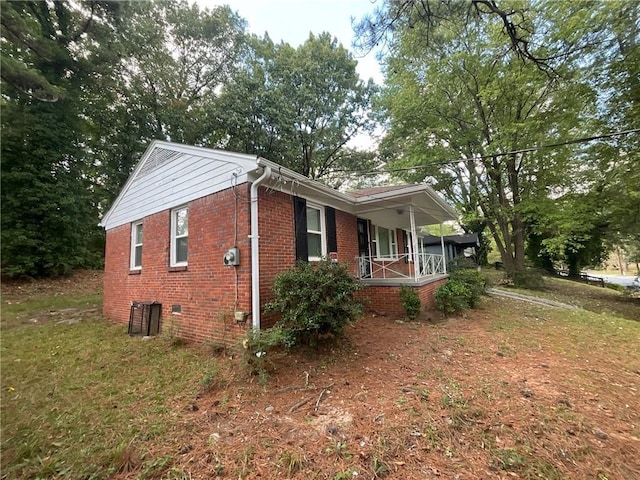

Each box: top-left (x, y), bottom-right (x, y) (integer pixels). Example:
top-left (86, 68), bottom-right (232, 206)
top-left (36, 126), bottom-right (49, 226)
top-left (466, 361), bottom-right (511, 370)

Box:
top-left (1, 0), bottom-right (250, 277)
top-left (539, 0), bottom-right (640, 265)
top-left (376, 2), bottom-right (594, 275)
top-left (214, 33), bottom-right (377, 182)
top-left (1, 1), bottom-right (119, 277)
top-left (587, 2), bottom-right (639, 249)
top-left (522, 194), bottom-right (608, 276)
top-left (354, 0), bottom-right (578, 72)
top-left (86, 0), bottom-right (247, 207)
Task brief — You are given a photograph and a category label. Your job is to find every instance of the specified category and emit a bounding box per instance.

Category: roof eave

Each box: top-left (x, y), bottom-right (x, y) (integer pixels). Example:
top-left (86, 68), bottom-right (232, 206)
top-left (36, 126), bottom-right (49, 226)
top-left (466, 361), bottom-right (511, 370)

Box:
top-left (255, 158), bottom-right (355, 205)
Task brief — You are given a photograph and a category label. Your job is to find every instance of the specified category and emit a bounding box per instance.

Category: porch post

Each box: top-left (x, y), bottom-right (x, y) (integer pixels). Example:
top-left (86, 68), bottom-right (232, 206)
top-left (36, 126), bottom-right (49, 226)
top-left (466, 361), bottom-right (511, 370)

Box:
top-left (409, 205), bottom-right (420, 280)
top-left (440, 223), bottom-right (447, 274)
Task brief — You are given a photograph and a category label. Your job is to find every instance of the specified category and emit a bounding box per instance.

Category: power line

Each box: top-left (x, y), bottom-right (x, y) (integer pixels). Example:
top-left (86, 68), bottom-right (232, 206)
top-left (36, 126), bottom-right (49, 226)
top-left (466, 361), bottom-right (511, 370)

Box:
top-left (333, 128), bottom-right (640, 176)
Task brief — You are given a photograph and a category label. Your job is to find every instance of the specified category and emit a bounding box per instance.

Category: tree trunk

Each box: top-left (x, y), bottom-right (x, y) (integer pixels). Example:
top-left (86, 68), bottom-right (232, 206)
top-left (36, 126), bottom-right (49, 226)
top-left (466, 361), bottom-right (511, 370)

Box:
top-left (616, 247), bottom-right (624, 275)
top-left (511, 213), bottom-right (526, 272)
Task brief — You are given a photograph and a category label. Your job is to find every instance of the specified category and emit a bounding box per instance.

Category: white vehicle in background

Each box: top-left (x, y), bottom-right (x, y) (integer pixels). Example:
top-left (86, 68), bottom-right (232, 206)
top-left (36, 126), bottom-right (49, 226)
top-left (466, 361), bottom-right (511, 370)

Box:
top-left (625, 275), bottom-right (640, 298)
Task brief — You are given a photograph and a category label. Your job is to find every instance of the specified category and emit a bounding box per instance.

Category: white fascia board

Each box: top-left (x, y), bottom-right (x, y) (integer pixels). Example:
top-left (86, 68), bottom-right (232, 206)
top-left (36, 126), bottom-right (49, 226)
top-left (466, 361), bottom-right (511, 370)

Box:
top-left (100, 139), bottom-right (457, 229)
top-left (254, 158), bottom-right (355, 205)
top-left (152, 140), bottom-right (260, 164)
top-left (251, 159), bottom-right (457, 222)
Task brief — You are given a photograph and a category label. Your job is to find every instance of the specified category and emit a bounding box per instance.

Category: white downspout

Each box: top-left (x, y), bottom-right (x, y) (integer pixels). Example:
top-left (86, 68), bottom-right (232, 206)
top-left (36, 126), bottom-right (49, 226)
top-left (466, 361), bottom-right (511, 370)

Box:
top-left (250, 163), bottom-right (272, 331)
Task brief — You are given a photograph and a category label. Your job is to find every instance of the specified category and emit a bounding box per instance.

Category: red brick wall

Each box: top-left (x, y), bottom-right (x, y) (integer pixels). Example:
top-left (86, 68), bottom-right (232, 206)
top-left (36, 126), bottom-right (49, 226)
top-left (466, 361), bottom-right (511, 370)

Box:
top-left (356, 277), bottom-right (448, 317)
top-left (417, 277), bottom-right (448, 310)
top-left (103, 182), bottom-right (444, 343)
top-left (256, 190), bottom-right (296, 327)
top-left (103, 185), bottom-right (253, 344)
top-left (336, 209), bottom-right (359, 275)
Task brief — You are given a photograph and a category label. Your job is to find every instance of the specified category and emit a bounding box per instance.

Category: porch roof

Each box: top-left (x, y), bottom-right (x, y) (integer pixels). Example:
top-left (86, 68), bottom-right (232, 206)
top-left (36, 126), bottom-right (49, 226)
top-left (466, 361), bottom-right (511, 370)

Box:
top-left (351, 184), bottom-right (457, 227)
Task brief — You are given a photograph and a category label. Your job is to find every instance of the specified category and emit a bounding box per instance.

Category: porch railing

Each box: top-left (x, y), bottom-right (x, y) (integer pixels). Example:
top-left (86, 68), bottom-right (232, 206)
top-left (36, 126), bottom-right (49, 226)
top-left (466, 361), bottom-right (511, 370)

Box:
top-left (356, 253), bottom-right (445, 280)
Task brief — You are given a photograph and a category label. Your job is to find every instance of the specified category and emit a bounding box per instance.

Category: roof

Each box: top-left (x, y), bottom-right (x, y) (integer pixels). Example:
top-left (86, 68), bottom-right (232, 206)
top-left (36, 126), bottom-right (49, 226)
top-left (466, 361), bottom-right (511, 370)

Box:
top-left (350, 185), bottom-right (415, 198)
top-left (101, 141), bottom-right (458, 230)
top-left (423, 233), bottom-right (480, 247)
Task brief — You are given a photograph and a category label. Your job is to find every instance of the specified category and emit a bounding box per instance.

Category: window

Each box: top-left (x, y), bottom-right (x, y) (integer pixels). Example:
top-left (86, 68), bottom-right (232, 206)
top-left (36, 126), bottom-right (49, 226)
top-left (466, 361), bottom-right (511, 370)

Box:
top-left (293, 196), bottom-right (336, 262)
top-left (374, 225), bottom-right (398, 259)
top-left (306, 204), bottom-right (326, 261)
top-left (131, 221), bottom-right (143, 270)
top-left (307, 205), bottom-right (327, 260)
top-left (171, 206), bottom-right (188, 266)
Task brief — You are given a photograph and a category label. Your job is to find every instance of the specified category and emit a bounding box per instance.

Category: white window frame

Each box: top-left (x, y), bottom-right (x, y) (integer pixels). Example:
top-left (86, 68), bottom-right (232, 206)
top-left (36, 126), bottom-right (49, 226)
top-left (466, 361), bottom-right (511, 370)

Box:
top-left (306, 203), bottom-right (326, 261)
top-left (170, 206), bottom-right (188, 267)
top-left (374, 225), bottom-right (398, 260)
top-left (130, 221), bottom-right (143, 270)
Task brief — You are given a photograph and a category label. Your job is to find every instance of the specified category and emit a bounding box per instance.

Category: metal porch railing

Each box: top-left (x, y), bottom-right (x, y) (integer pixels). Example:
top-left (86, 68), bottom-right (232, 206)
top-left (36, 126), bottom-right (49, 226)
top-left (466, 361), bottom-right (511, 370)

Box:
top-left (356, 253), bottom-right (445, 280)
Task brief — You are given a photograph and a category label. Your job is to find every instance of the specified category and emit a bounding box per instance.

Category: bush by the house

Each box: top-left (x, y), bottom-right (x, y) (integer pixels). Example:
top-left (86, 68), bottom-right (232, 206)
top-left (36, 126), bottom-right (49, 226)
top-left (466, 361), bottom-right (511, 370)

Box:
top-left (447, 256), bottom-right (478, 272)
top-left (449, 268), bottom-right (487, 307)
top-left (265, 260), bottom-right (362, 347)
top-left (435, 280), bottom-right (473, 314)
top-left (399, 285), bottom-right (421, 319)
top-left (435, 268), bottom-right (488, 314)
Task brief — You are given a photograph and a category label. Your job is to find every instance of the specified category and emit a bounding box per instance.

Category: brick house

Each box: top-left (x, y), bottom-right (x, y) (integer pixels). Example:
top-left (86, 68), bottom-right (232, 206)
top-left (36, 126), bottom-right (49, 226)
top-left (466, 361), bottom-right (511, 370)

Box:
top-left (100, 141), bottom-right (457, 343)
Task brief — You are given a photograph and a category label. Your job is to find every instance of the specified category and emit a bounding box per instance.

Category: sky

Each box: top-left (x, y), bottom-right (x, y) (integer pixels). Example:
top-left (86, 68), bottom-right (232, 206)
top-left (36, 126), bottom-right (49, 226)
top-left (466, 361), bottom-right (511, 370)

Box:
top-left (195, 0), bottom-right (385, 84)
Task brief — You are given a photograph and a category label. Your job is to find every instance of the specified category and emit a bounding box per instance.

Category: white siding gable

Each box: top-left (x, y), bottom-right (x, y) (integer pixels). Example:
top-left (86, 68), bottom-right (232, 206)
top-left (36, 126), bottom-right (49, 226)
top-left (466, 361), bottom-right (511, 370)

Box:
top-left (100, 141), bottom-right (259, 230)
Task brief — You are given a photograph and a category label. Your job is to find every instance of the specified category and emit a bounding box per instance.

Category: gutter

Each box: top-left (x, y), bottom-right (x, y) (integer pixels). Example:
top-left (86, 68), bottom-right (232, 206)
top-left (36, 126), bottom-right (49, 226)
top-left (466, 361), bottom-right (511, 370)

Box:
top-left (249, 160), bottom-right (272, 331)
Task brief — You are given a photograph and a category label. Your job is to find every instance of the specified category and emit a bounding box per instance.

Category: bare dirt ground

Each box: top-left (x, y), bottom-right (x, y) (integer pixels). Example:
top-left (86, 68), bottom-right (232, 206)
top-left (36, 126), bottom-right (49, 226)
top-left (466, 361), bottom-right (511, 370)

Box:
top-left (141, 302), bottom-right (639, 480)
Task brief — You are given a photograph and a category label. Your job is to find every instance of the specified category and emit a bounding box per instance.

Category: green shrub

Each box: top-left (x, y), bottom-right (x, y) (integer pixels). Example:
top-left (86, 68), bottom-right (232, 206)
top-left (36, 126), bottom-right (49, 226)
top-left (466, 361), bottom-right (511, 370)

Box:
top-left (242, 326), bottom-right (290, 380)
top-left (449, 269), bottom-right (487, 307)
top-left (435, 280), bottom-right (473, 314)
top-left (436, 267), bottom-right (489, 315)
top-left (510, 269), bottom-right (545, 290)
top-left (265, 260), bottom-right (362, 347)
top-left (399, 285), bottom-right (421, 319)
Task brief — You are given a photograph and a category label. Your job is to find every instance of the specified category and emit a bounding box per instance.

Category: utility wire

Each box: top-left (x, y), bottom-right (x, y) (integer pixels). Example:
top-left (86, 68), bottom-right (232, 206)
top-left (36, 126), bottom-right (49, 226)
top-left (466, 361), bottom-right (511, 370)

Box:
top-left (332, 128), bottom-right (640, 176)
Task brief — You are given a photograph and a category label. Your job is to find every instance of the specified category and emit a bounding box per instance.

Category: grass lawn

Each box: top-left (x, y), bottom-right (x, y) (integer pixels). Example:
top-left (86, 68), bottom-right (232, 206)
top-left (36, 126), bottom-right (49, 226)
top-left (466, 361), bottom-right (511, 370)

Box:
top-left (2, 271), bottom-right (639, 479)
top-left (485, 270), bottom-right (640, 321)
top-left (2, 286), bottom-right (220, 480)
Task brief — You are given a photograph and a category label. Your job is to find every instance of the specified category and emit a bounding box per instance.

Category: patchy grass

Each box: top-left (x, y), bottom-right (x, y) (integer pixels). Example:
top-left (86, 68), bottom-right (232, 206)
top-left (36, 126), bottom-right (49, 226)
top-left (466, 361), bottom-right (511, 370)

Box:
top-left (485, 269), bottom-right (639, 321)
top-left (1, 290), bottom-right (221, 479)
top-left (2, 292), bottom-right (103, 327)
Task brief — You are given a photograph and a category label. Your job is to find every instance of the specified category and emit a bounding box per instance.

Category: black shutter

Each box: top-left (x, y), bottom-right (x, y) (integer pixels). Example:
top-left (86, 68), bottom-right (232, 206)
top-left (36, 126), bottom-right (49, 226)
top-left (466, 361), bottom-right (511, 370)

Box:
top-left (325, 206), bottom-right (337, 254)
top-left (293, 196), bottom-right (308, 261)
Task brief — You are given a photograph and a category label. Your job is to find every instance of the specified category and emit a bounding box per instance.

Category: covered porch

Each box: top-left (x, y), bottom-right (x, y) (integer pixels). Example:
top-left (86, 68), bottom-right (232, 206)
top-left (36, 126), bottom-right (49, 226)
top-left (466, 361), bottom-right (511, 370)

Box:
top-left (351, 185), bottom-right (458, 285)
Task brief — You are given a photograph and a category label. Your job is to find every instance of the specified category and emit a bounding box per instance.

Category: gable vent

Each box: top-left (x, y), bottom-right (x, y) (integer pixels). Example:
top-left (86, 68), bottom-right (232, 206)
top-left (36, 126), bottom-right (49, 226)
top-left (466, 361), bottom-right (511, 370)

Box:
top-left (137, 148), bottom-right (182, 178)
